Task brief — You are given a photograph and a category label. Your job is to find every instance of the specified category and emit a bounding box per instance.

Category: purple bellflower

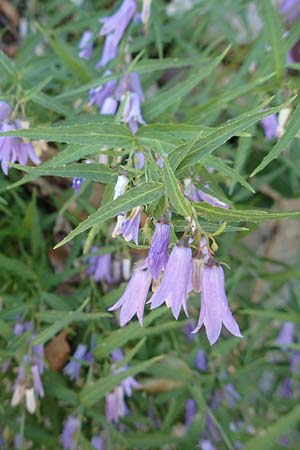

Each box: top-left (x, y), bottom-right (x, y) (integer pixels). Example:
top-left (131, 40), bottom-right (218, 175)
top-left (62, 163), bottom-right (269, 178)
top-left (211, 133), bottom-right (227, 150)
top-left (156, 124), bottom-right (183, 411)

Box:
top-left (0, 122), bottom-right (40, 175)
top-left (119, 206), bottom-right (141, 244)
top-left (99, 0), bottom-right (137, 45)
top-left (122, 92), bottom-right (145, 134)
top-left (60, 416), bottom-right (80, 450)
top-left (88, 76), bottom-right (117, 111)
top-left (111, 349), bottom-right (140, 396)
top-left (195, 349), bottom-right (207, 371)
top-left (100, 96), bottom-right (118, 115)
top-left (200, 441), bottom-right (217, 450)
top-left (260, 114), bottom-right (279, 141)
top-left (185, 399), bottom-right (197, 429)
top-left (72, 177), bottom-right (84, 192)
top-left (108, 261), bottom-right (151, 326)
top-left (91, 436), bottom-right (105, 450)
top-left (185, 319), bottom-right (196, 341)
top-left (0, 101), bottom-right (11, 121)
top-left (280, 0), bottom-right (300, 22)
top-left (96, 33), bottom-right (119, 68)
top-left (87, 249), bottom-right (113, 283)
top-left (148, 220), bottom-right (170, 280)
top-left (192, 261), bottom-right (242, 345)
top-left (150, 242), bottom-right (192, 319)
top-left (275, 321), bottom-right (295, 347)
top-left (63, 344), bottom-right (87, 381)
top-left (78, 30), bottom-right (93, 59)
top-left (223, 383), bottom-right (241, 408)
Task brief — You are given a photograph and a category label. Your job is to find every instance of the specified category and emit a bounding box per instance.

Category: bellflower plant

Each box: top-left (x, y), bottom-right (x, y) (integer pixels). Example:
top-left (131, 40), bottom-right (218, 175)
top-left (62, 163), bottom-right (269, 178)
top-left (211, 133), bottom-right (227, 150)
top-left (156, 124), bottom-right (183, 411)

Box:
top-left (63, 344), bottom-right (87, 381)
top-left (148, 219), bottom-right (170, 280)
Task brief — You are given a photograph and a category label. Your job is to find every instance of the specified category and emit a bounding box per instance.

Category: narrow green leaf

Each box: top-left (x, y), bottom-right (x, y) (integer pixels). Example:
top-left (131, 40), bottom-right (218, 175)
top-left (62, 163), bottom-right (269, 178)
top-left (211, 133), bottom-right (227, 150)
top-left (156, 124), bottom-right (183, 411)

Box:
top-left (143, 47), bottom-right (230, 121)
top-left (251, 100), bottom-right (300, 176)
top-left (163, 158), bottom-right (193, 216)
top-left (54, 182), bottom-right (163, 248)
top-left (80, 356), bottom-right (162, 406)
top-left (0, 50), bottom-right (16, 79)
top-left (30, 92), bottom-right (73, 116)
top-left (194, 202), bottom-right (300, 223)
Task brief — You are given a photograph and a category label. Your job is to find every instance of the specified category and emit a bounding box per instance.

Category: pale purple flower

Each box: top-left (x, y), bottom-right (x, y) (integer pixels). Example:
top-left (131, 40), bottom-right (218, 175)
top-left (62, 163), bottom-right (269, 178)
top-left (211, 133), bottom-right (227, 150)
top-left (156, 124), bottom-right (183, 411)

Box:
top-left (276, 322), bottom-right (295, 347)
top-left (113, 174), bottom-right (129, 200)
top-left (196, 189), bottom-right (229, 209)
top-left (290, 351), bottom-right (300, 373)
top-left (192, 261), bottom-right (242, 345)
top-left (87, 250), bottom-right (113, 283)
top-left (63, 344), bottom-right (87, 380)
top-left (260, 114), bottom-right (279, 141)
top-left (115, 72), bottom-right (144, 102)
top-left (72, 177), bottom-right (84, 192)
top-left (78, 30), bottom-right (93, 59)
top-left (185, 399), bottom-right (197, 429)
top-left (120, 206), bottom-right (141, 244)
top-left (108, 261), bottom-right (151, 326)
top-left (91, 436), bottom-right (105, 450)
top-left (200, 441), bottom-right (217, 450)
top-left (223, 383), bottom-right (240, 408)
top-left (185, 319), bottom-right (196, 341)
top-left (150, 242), bottom-right (192, 319)
top-left (148, 220), bottom-right (170, 280)
top-left (88, 77), bottom-right (117, 110)
top-left (96, 33), bottom-right (119, 68)
top-left (31, 364), bottom-right (44, 398)
top-left (0, 122), bottom-right (40, 175)
top-left (111, 349), bottom-right (140, 396)
top-left (106, 386), bottom-right (128, 423)
top-left (60, 416), bottom-right (80, 450)
top-left (122, 92), bottom-right (145, 133)
top-left (0, 101), bottom-right (11, 122)
top-left (195, 349), bottom-right (207, 371)
top-left (280, 0), bottom-right (300, 22)
top-left (279, 377), bottom-right (293, 398)
top-left (99, 0), bottom-right (137, 44)
top-left (100, 96), bottom-right (118, 115)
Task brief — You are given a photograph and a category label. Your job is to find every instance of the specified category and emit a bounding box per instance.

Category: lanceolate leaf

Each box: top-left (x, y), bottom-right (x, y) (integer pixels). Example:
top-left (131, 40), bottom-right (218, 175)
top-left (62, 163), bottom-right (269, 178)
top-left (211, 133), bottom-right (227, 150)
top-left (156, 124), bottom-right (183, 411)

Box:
top-left (54, 183), bottom-right (163, 248)
top-left (194, 202), bottom-right (300, 223)
top-left (251, 100), bottom-right (300, 176)
top-left (163, 158), bottom-right (193, 216)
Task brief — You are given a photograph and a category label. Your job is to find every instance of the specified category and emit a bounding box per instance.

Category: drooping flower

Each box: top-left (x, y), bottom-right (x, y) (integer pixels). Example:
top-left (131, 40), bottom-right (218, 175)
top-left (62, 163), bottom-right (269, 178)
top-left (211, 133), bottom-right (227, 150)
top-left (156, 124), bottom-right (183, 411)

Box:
top-left (87, 249), bottom-right (113, 284)
top-left (122, 92), bottom-right (145, 134)
top-left (119, 206), bottom-right (141, 244)
top-left (196, 188), bottom-right (229, 209)
top-left (31, 364), bottom-right (45, 398)
top-left (91, 436), bottom-right (105, 450)
top-left (108, 261), bottom-right (151, 326)
top-left (0, 101), bottom-right (11, 122)
top-left (100, 96), bottom-right (118, 115)
top-left (192, 261), bottom-right (242, 345)
top-left (96, 33), bottom-right (119, 68)
top-left (195, 349), bottom-right (207, 371)
top-left (111, 349), bottom-right (140, 396)
top-left (99, 0), bottom-right (137, 45)
top-left (78, 30), bottom-right (93, 59)
top-left (148, 220), bottom-right (170, 280)
top-left (185, 399), bottom-right (197, 429)
top-left (275, 322), bottom-right (295, 347)
top-left (200, 440), bottom-right (217, 450)
top-left (280, 0), bottom-right (300, 22)
top-left (150, 242), bottom-right (192, 319)
top-left (72, 177), bottom-right (84, 192)
top-left (0, 122), bottom-right (40, 175)
top-left (260, 114), bottom-right (279, 141)
top-left (185, 319), bottom-right (196, 341)
top-left (63, 344), bottom-right (87, 381)
top-left (88, 76), bottom-right (117, 110)
top-left (60, 416), bottom-right (80, 450)
top-left (223, 383), bottom-right (241, 408)
top-left (106, 386), bottom-right (128, 423)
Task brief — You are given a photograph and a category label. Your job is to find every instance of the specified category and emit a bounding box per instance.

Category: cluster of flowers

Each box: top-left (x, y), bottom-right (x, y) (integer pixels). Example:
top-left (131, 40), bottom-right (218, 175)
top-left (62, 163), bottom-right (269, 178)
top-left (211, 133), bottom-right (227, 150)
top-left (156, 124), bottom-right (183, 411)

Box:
top-left (0, 101), bottom-right (40, 175)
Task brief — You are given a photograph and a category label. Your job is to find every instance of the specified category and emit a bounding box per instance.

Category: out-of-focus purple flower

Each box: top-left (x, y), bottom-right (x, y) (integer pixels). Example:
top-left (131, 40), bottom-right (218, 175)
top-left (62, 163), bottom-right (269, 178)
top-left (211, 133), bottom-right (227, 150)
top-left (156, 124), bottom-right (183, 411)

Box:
top-left (0, 101), bottom-right (11, 122)
top-left (122, 92), bottom-right (145, 133)
top-left (99, 0), bottom-right (137, 44)
top-left (111, 349), bottom-right (140, 396)
top-left (60, 416), bottom-right (80, 450)
top-left (206, 413), bottom-right (221, 442)
top-left (63, 344), bottom-right (87, 381)
top-left (78, 30), bottom-right (93, 59)
top-left (106, 386), bottom-right (128, 423)
top-left (0, 122), bottom-right (40, 175)
top-left (150, 242), bottom-right (192, 319)
top-left (196, 189), bottom-right (229, 209)
top-left (72, 177), bottom-right (84, 192)
top-left (100, 96), bottom-right (118, 115)
top-left (88, 77), bottom-right (117, 110)
top-left (275, 322), bottom-right (294, 347)
top-left (260, 114), bottom-right (279, 141)
top-left (290, 351), bottom-right (300, 373)
top-left (120, 206), bottom-right (141, 244)
top-left (195, 349), bottom-right (207, 371)
top-left (115, 72), bottom-right (144, 102)
top-left (109, 261), bottom-right (151, 326)
top-left (31, 365), bottom-right (44, 398)
top-left (185, 399), bottom-right (197, 429)
top-left (280, 0), bottom-right (300, 22)
top-left (148, 220), bottom-right (170, 280)
top-left (96, 33), bottom-right (119, 68)
top-left (279, 377), bottom-right (293, 398)
top-left (91, 436), bottom-right (105, 450)
top-left (223, 383), bottom-right (240, 408)
top-left (200, 440), bottom-right (217, 450)
top-left (185, 319), bottom-right (196, 341)
top-left (192, 261), bottom-right (242, 345)
top-left (87, 249), bottom-right (113, 284)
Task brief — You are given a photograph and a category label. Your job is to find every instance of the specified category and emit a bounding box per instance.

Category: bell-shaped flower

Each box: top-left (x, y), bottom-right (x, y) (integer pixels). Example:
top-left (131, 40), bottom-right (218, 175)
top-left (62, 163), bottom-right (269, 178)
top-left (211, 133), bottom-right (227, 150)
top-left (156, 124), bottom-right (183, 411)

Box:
top-left (78, 30), bottom-right (93, 60)
top-left (150, 242), bottom-right (192, 319)
top-left (260, 114), bottom-right (279, 141)
top-left (99, 0), bottom-right (137, 44)
top-left (0, 101), bottom-right (11, 122)
top-left (192, 261), bottom-right (242, 345)
top-left (60, 416), bottom-right (80, 450)
top-left (148, 220), bottom-right (170, 280)
top-left (63, 344), bottom-right (87, 381)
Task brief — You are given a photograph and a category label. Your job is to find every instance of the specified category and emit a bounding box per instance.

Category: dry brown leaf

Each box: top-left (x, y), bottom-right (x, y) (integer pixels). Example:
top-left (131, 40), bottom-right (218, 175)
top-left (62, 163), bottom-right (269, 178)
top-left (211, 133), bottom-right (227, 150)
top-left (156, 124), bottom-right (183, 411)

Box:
top-left (45, 330), bottom-right (70, 371)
